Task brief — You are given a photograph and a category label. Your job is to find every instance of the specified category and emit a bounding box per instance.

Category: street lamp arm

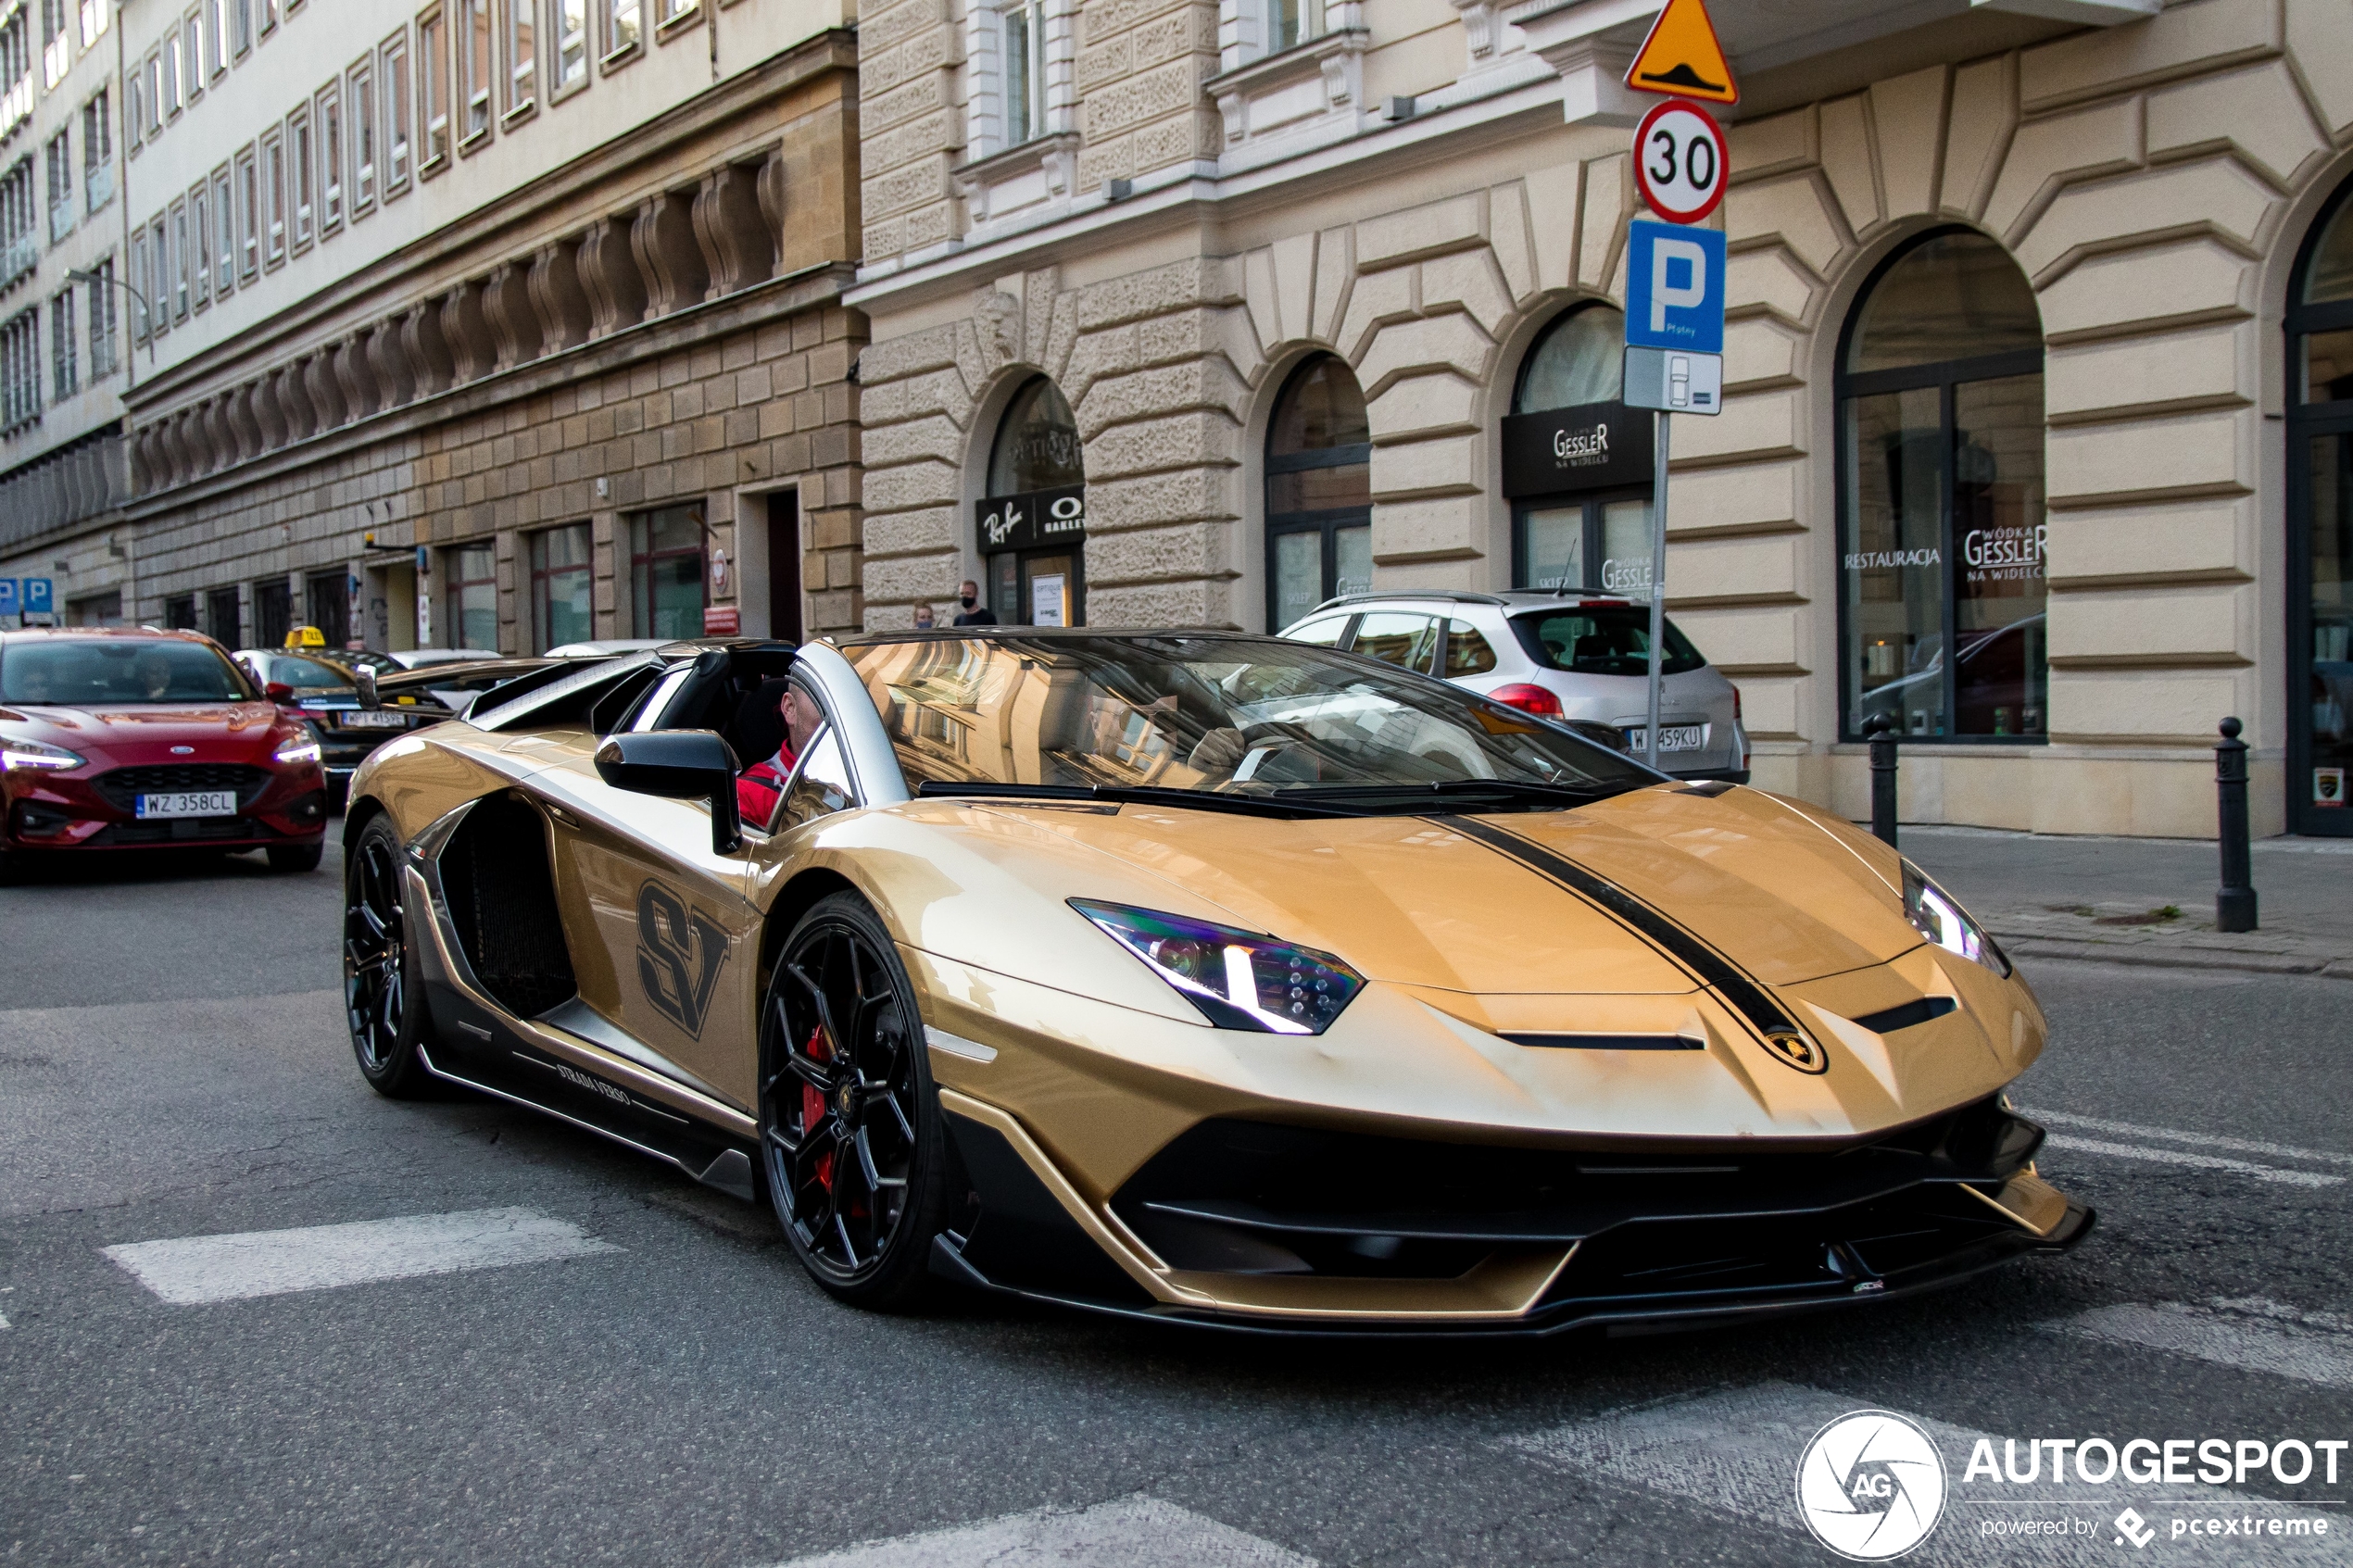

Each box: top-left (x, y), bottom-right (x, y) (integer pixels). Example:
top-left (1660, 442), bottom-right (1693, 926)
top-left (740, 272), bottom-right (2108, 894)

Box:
top-left (63, 269), bottom-right (157, 367)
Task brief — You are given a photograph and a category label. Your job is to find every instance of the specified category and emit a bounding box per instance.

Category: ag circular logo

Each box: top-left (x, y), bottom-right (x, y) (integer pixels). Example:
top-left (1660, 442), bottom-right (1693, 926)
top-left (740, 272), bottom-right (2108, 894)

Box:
top-left (1795, 1410), bottom-right (1946, 1561)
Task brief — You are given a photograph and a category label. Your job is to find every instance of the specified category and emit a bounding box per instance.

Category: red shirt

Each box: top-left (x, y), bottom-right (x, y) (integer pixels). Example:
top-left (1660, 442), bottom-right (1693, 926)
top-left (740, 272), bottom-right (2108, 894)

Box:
top-left (736, 743), bottom-right (797, 827)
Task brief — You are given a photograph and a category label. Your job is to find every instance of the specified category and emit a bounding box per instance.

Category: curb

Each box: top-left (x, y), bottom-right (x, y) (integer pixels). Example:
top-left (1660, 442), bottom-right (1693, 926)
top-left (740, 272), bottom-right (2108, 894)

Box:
top-left (1996, 934), bottom-right (2353, 981)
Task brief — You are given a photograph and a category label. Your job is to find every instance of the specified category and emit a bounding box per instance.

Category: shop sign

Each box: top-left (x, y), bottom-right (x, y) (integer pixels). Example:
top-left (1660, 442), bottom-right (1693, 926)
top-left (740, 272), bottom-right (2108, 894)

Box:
top-left (976, 484), bottom-right (1087, 555)
top-left (1501, 402), bottom-right (1653, 497)
top-left (703, 606), bottom-right (741, 635)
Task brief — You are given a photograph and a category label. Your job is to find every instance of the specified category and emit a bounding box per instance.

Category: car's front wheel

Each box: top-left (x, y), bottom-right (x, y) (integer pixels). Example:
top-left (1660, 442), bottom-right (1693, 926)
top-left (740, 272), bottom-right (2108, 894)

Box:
top-left (344, 817), bottom-right (433, 1098)
top-left (760, 891), bottom-right (953, 1310)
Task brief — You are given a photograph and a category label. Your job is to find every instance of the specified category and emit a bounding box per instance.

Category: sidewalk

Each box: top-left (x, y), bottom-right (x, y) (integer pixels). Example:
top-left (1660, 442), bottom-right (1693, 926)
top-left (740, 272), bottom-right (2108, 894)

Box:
top-left (1896, 825), bottom-right (2353, 981)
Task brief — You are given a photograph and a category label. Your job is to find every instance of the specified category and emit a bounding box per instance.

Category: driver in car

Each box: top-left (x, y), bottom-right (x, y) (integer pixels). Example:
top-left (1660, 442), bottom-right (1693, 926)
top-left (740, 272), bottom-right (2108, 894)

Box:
top-left (736, 682), bottom-right (824, 828)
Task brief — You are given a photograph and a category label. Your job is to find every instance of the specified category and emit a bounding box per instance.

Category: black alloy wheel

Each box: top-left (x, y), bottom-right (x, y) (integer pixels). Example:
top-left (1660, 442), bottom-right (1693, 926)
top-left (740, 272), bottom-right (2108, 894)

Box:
top-left (760, 891), bottom-right (950, 1308)
top-left (344, 815), bottom-right (433, 1098)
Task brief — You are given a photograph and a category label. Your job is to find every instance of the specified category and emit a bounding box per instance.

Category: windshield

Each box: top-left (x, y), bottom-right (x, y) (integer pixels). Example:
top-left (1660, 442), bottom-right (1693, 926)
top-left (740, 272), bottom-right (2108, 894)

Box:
top-left (846, 633), bottom-right (1655, 804)
top-left (1509, 608), bottom-right (1705, 677)
top-left (260, 654), bottom-right (357, 691)
top-left (1, 638), bottom-right (255, 706)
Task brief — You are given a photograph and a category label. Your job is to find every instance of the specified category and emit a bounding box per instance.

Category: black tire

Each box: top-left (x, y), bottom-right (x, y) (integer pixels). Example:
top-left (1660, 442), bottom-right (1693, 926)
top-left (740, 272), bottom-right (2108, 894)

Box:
top-left (760, 891), bottom-right (953, 1310)
top-left (270, 841), bottom-right (326, 873)
top-left (344, 817), bottom-right (434, 1098)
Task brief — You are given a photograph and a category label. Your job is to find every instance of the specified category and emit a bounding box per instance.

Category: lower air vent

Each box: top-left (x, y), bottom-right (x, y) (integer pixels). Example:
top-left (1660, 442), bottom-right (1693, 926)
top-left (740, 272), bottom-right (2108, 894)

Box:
top-left (1502, 1033), bottom-right (1704, 1051)
top-left (439, 794), bottom-right (577, 1017)
top-left (1851, 997), bottom-right (1957, 1035)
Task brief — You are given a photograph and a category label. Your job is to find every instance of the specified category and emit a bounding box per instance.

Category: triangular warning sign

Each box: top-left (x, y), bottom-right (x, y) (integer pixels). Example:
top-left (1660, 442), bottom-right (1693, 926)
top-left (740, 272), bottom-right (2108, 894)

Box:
top-left (1624, 0), bottom-right (1738, 106)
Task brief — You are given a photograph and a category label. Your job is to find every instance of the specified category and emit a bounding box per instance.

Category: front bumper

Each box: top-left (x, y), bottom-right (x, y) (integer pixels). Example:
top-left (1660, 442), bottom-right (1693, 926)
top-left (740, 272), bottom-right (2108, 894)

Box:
top-left (4, 766), bottom-right (330, 853)
top-left (930, 1094), bottom-right (2091, 1336)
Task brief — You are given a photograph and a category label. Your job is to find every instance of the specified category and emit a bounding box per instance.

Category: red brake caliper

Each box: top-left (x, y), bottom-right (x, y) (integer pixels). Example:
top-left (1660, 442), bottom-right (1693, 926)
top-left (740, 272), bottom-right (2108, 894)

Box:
top-left (800, 1026), bottom-right (836, 1192)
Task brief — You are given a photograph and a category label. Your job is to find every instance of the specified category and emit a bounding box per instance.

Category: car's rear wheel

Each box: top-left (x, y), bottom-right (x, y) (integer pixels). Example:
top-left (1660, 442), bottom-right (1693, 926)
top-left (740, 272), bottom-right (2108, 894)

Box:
top-left (344, 817), bottom-right (433, 1098)
top-left (270, 841), bottom-right (325, 872)
top-left (760, 891), bottom-right (951, 1310)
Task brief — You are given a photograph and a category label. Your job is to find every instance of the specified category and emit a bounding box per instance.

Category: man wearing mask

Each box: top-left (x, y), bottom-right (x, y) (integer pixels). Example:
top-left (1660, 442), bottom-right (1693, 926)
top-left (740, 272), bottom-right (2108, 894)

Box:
top-left (952, 580), bottom-right (999, 627)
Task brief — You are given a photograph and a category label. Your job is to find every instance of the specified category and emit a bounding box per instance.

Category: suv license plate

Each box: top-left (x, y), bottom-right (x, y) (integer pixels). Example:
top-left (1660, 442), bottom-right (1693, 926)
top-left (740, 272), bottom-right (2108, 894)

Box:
top-left (136, 790), bottom-right (239, 819)
top-left (1624, 725), bottom-right (1705, 754)
top-left (340, 710), bottom-right (410, 728)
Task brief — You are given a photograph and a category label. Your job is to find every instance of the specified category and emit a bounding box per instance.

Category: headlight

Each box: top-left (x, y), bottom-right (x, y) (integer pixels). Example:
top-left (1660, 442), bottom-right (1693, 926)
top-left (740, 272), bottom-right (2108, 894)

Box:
top-left (1071, 899), bottom-right (1365, 1035)
top-left (273, 731), bottom-right (323, 766)
top-left (1902, 860), bottom-right (2008, 976)
top-left (1, 736), bottom-right (86, 772)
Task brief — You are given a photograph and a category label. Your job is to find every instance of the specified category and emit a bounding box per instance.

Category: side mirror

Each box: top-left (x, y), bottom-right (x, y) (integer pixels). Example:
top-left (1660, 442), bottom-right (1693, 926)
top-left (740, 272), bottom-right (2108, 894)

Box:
top-left (356, 666), bottom-right (380, 709)
top-left (594, 730), bottom-right (743, 855)
top-left (265, 681), bottom-right (296, 703)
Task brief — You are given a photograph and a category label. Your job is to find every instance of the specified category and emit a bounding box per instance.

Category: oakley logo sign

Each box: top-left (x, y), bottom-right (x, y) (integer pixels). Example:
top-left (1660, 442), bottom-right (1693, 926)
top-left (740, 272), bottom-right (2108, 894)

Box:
top-left (635, 881), bottom-right (730, 1038)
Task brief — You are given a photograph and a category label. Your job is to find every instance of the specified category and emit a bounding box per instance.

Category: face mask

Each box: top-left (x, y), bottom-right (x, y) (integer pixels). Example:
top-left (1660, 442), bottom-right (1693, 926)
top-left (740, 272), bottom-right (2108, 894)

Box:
top-left (960, 595), bottom-right (976, 608)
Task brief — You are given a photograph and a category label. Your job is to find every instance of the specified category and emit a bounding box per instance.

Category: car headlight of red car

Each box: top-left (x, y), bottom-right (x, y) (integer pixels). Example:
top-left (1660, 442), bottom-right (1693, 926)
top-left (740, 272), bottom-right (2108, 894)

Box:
top-left (1, 736), bottom-right (87, 772)
top-left (1070, 899), bottom-right (1365, 1035)
top-left (273, 731), bottom-right (323, 766)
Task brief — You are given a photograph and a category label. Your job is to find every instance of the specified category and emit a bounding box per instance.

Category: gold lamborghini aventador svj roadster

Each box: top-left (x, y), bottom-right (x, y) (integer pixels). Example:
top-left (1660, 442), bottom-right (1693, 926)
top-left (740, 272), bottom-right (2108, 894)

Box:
top-left (341, 629), bottom-right (2090, 1335)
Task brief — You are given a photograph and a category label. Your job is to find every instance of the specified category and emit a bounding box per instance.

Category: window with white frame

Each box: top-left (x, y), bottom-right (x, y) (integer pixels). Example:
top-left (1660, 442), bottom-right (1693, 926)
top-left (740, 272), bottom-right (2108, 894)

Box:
top-left (128, 226), bottom-right (149, 337)
top-left (551, 0), bottom-right (585, 91)
top-left (203, 0), bottom-right (224, 77)
top-left (289, 107), bottom-right (312, 247)
top-left (349, 59), bottom-right (375, 210)
top-left (503, 0), bottom-right (532, 114)
top-left (171, 199), bottom-right (189, 319)
top-left (210, 166), bottom-right (233, 291)
top-left (262, 128), bottom-right (285, 263)
top-left (1266, 0), bottom-right (1323, 51)
top-left (182, 11), bottom-right (203, 98)
top-left (458, 0), bottom-right (490, 143)
top-left (50, 288), bottom-right (75, 398)
top-left (383, 31), bottom-right (412, 188)
top-left (86, 258), bottom-right (117, 375)
top-left (236, 144), bottom-right (259, 274)
top-left (604, 0), bottom-right (638, 56)
top-left (0, 308), bottom-right (40, 432)
top-left (319, 83), bottom-right (342, 229)
top-left (147, 215), bottom-right (169, 333)
top-left (191, 180), bottom-right (209, 306)
top-left (1000, 0), bottom-right (1043, 146)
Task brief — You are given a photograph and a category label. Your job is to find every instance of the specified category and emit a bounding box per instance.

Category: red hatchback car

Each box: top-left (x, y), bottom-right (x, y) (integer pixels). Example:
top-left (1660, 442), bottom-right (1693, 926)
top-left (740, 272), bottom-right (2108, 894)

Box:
top-left (0, 627), bottom-right (330, 884)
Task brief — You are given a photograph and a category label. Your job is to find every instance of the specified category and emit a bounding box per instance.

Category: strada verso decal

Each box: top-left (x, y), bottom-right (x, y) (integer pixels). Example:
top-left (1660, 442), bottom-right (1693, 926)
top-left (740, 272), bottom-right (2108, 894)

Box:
top-left (635, 881), bottom-right (731, 1038)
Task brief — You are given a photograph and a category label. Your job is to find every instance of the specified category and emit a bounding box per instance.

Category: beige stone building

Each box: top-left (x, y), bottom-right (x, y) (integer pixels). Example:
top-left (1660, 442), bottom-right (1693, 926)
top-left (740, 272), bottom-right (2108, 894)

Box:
top-left (1, 0), bottom-right (865, 656)
top-left (848, 0), bottom-right (2353, 840)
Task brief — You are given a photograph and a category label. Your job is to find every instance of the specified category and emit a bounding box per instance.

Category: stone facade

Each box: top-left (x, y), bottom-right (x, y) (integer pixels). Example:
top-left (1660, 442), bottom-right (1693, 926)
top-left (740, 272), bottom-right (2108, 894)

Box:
top-left (849, 0), bottom-right (2353, 839)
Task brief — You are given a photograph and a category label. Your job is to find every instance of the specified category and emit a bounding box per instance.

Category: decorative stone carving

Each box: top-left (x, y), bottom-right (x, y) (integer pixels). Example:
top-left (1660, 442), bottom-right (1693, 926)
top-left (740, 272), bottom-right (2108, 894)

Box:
top-left (441, 282), bottom-right (497, 383)
top-left (757, 145), bottom-right (787, 245)
top-left (401, 304), bottom-right (455, 399)
top-left (578, 215), bottom-right (648, 338)
top-left (232, 380), bottom-right (270, 457)
top-left (277, 361), bottom-right (317, 444)
top-left (307, 351), bottom-right (348, 431)
top-left (333, 336), bottom-right (378, 421)
top-left (691, 163), bottom-right (774, 300)
top-left (369, 320), bottom-right (414, 408)
top-left (484, 262), bottom-right (544, 371)
top-left (527, 238), bottom-right (594, 352)
top-left (953, 132), bottom-right (1082, 230)
top-left (630, 190), bottom-right (709, 318)
top-left (1205, 27), bottom-right (1370, 158)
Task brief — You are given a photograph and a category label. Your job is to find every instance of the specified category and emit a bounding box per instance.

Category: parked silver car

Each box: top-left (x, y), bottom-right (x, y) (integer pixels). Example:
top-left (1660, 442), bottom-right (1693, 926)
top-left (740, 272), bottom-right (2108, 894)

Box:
top-left (1278, 590), bottom-right (1749, 783)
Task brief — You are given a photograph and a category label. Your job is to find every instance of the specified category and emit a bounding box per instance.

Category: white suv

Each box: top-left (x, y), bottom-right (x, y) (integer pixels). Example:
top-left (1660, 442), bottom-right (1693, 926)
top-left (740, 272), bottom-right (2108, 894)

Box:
top-left (1279, 590), bottom-right (1749, 783)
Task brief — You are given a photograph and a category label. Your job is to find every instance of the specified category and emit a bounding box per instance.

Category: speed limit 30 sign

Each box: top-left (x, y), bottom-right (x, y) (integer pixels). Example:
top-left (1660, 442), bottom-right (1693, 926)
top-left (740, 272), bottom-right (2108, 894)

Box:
top-left (1632, 98), bottom-right (1727, 225)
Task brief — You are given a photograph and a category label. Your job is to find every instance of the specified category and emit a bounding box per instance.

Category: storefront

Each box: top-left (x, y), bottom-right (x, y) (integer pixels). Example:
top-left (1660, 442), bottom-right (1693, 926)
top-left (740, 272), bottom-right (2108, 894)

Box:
top-left (1501, 307), bottom-right (1654, 596)
top-left (976, 378), bottom-right (1086, 626)
top-left (2286, 182), bottom-right (2353, 836)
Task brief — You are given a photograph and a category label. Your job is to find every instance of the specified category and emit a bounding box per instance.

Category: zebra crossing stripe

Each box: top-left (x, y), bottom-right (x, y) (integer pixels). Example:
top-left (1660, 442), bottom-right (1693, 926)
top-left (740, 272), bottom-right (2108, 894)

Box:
top-left (102, 1206), bottom-right (620, 1305)
top-left (2045, 1301), bottom-right (2353, 1390)
top-left (763, 1496), bottom-right (1315, 1568)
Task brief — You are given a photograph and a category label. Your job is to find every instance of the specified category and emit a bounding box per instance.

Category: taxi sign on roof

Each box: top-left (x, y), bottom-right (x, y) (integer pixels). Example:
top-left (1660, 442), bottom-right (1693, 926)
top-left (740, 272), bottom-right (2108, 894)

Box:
top-left (1625, 0), bottom-right (1738, 106)
top-left (286, 625), bottom-right (327, 647)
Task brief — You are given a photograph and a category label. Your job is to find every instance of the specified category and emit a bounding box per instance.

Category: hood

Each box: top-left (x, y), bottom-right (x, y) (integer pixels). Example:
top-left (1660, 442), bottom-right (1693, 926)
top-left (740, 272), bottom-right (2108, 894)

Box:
top-left (0, 701), bottom-right (289, 762)
top-left (992, 784), bottom-right (1919, 994)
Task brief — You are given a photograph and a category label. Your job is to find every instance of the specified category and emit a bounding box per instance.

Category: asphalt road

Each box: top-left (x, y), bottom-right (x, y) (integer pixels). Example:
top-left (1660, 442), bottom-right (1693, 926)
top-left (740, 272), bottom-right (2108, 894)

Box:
top-left (4, 829), bottom-right (2351, 1567)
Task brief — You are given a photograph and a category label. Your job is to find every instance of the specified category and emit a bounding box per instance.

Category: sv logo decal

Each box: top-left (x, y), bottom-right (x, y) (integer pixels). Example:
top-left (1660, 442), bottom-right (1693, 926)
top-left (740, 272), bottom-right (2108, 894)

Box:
top-left (635, 881), bottom-right (731, 1038)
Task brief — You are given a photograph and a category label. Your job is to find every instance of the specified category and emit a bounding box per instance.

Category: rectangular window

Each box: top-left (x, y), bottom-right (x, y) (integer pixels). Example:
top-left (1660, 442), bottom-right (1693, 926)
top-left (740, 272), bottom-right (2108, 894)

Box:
top-left (447, 540), bottom-right (499, 651)
top-left (204, 0), bottom-right (223, 76)
top-left (288, 108), bottom-right (312, 248)
top-left (44, 131), bottom-right (69, 241)
top-left (191, 182), bottom-right (209, 306)
top-left (416, 13), bottom-right (447, 170)
top-left (49, 289), bottom-right (75, 399)
top-left (206, 586), bottom-right (240, 645)
top-left (126, 59), bottom-right (145, 147)
top-left (235, 147), bottom-right (258, 276)
top-left (503, 0), bottom-right (532, 114)
top-left (146, 52), bottom-right (163, 131)
top-left (261, 131), bottom-right (284, 263)
top-left (318, 85), bottom-right (341, 230)
top-left (164, 594), bottom-right (199, 632)
top-left (162, 34), bottom-right (181, 116)
top-left (529, 523), bottom-right (592, 651)
top-left (170, 200), bottom-right (189, 319)
top-left (1000, 0), bottom-right (1041, 146)
top-left (129, 226), bottom-right (149, 339)
top-left (604, 0), bottom-right (636, 58)
top-left (85, 258), bottom-right (116, 374)
top-left (259, 0), bottom-right (277, 36)
top-left (209, 168), bottom-right (231, 293)
top-left (553, 0), bottom-right (585, 90)
top-left (348, 62), bottom-right (374, 211)
top-left (657, 0), bottom-right (693, 28)
top-left (459, 0), bottom-right (491, 142)
top-left (254, 579), bottom-right (290, 650)
top-left (1267, 0), bottom-right (1322, 52)
top-left (628, 506), bottom-right (705, 640)
top-left (147, 216), bottom-right (169, 335)
top-left (1, 309), bottom-right (43, 432)
top-left (79, 0), bottom-right (106, 50)
top-left (384, 33), bottom-right (412, 189)
top-left (230, 0), bottom-right (249, 55)
top-left (182, 12), bottom-right (202, 96)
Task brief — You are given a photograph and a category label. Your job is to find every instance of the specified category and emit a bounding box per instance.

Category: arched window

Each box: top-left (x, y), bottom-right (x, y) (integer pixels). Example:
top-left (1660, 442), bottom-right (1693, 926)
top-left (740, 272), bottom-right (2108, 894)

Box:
top-left (1265, 355), bottom-right (1370, 629)
top-left (1837, 230), bottom-right (2045, 742)
top-left (2285, 184), bottom-right (2353, 834)
top-left (1504, 304), bottom-right (1653, 593)
top-left (976, 376), bottom-right (1086, 626)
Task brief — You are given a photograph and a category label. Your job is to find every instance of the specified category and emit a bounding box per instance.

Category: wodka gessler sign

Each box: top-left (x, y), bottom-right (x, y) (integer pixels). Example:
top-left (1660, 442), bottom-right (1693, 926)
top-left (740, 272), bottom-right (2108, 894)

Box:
top-left (1499, 400), bottom-right (1655, 498)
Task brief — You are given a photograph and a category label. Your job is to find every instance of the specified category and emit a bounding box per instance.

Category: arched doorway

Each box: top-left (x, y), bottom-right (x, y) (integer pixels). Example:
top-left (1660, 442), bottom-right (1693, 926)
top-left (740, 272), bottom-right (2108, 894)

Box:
top-left (2286, 185), bottom-right (2353, 833)
top-left (1503, 304), bottom-right (1655, 593)
top-left (1265, 355), bottom-right (1371, 630)
top-left (976, 376), bottom-right (1086, 625)
top-left (1837, 229), bottom-right (2046, 742)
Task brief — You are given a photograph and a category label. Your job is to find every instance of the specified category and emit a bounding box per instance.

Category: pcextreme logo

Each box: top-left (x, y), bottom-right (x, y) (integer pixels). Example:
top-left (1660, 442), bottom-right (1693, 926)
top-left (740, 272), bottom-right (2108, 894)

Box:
top-left (1796, 1411), bottom-right (1947, 1561)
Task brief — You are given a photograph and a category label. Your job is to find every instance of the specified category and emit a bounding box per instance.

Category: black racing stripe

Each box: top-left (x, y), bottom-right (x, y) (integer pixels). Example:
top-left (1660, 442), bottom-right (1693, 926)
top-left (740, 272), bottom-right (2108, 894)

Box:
top-left (1436, 814), bottom-right (1802, 1040)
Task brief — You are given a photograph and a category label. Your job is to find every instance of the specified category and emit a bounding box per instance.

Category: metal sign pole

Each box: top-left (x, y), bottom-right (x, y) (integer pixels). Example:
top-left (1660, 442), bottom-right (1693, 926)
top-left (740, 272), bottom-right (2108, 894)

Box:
top-left (1645, 409), bottom-right (1670, 769)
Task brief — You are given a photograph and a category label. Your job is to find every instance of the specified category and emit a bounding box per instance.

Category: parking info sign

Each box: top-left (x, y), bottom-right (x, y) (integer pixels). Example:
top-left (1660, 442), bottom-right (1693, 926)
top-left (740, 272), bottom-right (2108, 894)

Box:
top-left (1625, 220), bottom-right (1725, 353)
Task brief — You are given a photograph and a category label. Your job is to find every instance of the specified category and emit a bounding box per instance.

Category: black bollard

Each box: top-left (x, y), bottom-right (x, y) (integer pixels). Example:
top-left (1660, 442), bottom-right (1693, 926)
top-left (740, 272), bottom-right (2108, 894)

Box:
top-left (1864, 712), bottom-right (1899, 848)
top-left (2215, 716), bottom-right (2258, 933)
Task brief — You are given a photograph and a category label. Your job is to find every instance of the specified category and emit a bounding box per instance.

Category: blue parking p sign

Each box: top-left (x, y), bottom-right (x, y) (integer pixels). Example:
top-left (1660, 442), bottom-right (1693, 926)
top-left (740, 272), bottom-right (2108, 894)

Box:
top-left (1625, 220), bottom-right (1726, 354)
top-left (23, 576), bottom-right (53, 613)
top-left (0, 580), bottom-right (16, 616)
